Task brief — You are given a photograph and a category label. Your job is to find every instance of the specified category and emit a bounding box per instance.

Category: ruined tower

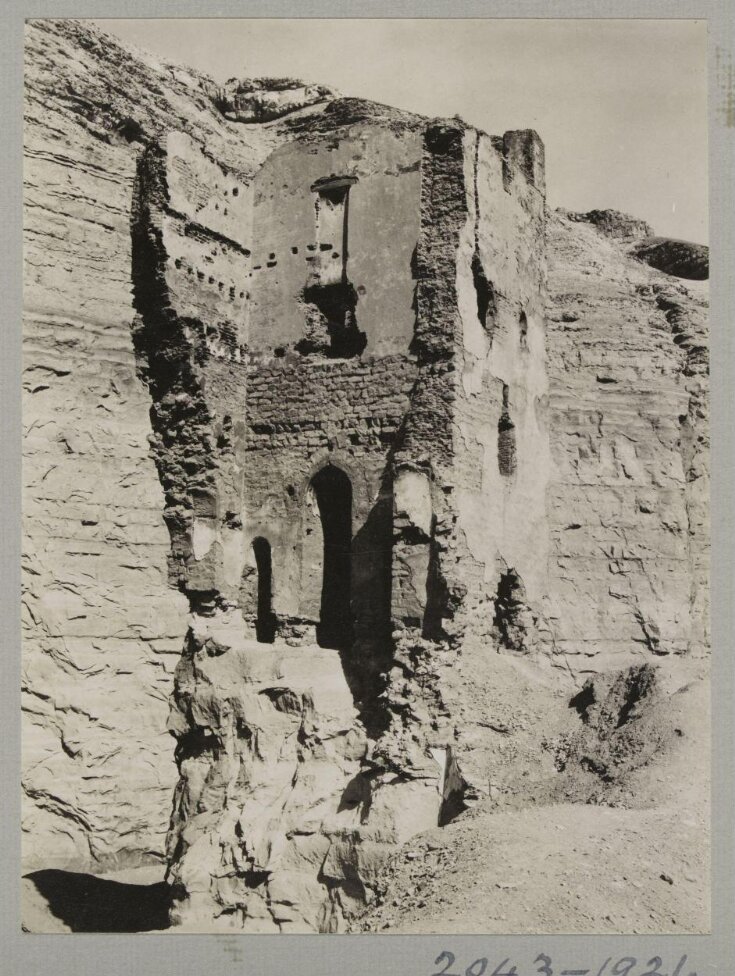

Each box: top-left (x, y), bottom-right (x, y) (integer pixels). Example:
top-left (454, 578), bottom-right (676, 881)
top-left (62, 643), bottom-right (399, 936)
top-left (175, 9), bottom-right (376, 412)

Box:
top-left (130, 103), bottom-right (549, 929)
top-left (134, 113), bottom-right (549, 689)
top-left (133, 105), bottom-right (548, 927)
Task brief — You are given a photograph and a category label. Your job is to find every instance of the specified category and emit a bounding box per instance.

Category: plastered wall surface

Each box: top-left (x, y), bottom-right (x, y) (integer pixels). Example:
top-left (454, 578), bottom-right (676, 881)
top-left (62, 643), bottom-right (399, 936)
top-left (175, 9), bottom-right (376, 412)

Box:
top-left (247, 125), bottom-right (422, 356)
top-left (452, 128), bottom-right (550, 622)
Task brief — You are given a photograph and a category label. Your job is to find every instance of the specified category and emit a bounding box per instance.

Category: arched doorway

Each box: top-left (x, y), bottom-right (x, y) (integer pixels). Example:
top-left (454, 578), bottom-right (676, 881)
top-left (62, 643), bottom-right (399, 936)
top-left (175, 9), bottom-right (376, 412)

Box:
top-left (307, 465), bottom-right (353, 650)
top-left (252, 536), bottom-right (276, 643)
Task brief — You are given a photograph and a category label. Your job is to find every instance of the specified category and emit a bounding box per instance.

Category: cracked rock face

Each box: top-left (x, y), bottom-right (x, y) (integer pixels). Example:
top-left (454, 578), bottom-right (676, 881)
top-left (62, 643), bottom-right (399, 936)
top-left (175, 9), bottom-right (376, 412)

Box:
top-left (164, 615), bottom-right (447, 931)
top-left (21, 18), bottom-right (285, 873)
top-left (544, 211), bottom-right (709, 671)
top-left (165, 616), bottom-right (370, 932)
top-left (631, 237), bottom-right (709, 280)
top-left (216, 78), bottom-right (338, 123)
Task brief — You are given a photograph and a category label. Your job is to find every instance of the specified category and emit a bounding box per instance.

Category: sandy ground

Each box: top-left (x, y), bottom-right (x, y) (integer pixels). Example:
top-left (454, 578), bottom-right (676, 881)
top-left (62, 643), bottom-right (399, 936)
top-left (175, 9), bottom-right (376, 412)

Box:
top-left (23, 658), bottom-right (709, 935)
top-left (356, 802), bottom-right (709, 934)
top-left (357, 660), bottom-right (710, 934)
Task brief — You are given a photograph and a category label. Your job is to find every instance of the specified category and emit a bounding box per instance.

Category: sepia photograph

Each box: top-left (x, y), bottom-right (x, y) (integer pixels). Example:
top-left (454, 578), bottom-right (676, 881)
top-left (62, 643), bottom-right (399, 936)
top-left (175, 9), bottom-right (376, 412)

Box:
top-left (20, 16), bottom-right (712, 940)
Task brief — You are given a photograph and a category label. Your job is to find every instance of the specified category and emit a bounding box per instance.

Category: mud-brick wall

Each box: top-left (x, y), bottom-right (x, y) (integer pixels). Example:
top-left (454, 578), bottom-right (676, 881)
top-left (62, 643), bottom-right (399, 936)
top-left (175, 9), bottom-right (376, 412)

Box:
top-left (156, 131), bottom-right (253, 360)
top-left (390, 122), bottom-right (549, 644)
top-left (545, 211), bottom-right (709, 672)
top-left (22, 18), bottom-right (273, 872)
top-left (132, 132), bottom-right (256, 605)
top-left (239, 355), bottom-right (418, 656)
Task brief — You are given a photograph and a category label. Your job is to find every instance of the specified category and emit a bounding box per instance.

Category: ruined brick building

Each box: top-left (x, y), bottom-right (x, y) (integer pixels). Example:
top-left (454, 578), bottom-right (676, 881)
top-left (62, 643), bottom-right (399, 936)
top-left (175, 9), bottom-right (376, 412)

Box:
top-left (133, 115), bottom-right (549, 718)
top-left (127, 109), bottom-right (552, 927)
top-left (23, 20), bottom-right (709, 933)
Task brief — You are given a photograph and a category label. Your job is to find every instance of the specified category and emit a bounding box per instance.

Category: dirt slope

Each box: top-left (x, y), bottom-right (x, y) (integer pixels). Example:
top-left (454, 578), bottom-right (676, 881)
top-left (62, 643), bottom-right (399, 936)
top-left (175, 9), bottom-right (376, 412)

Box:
top-left (356, 656), bottom-right (709, 934)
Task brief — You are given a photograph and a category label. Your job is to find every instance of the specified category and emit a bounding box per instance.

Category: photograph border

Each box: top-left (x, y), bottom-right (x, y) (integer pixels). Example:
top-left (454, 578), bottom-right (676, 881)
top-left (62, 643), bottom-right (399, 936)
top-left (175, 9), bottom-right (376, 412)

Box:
top-left (2, 1), bottom-right (732, 974)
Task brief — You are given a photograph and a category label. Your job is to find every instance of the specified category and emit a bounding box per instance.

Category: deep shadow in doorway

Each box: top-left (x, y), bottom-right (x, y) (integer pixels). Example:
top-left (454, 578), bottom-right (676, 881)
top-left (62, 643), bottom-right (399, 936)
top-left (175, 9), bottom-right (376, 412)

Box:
top-left (311, 465), bottom-right (353, 652)
top-left (252, 536), bottom-right (276, 643)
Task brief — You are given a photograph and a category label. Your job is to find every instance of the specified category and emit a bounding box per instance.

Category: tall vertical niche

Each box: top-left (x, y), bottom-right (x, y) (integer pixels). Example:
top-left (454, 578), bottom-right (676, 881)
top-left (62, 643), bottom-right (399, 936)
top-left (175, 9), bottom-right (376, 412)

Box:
top-left (298, 175), bottom-right (366, 357)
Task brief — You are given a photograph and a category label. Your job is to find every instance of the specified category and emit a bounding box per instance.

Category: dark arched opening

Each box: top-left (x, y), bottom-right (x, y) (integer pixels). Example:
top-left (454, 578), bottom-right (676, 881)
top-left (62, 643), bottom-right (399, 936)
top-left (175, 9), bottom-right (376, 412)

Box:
top-left (252, 537), bottom-right (276, 643)
top-left (311, 465), bottom-right (353, 650)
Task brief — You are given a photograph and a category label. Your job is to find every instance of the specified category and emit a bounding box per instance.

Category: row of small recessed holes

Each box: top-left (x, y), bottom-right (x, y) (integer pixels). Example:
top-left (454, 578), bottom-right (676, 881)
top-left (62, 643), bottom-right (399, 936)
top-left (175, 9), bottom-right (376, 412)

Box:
top-left (251, 243), bottom-right (339, 271)
top-left (175, 235), bottom-right (342, 286)
top-left (174, 258), bottom-right (248, 300)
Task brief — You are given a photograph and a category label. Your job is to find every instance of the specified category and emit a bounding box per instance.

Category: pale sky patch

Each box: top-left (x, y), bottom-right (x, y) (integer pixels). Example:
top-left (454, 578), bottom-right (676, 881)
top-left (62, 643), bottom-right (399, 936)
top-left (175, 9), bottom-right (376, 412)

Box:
top-left (90, 18), bottom-right (708, 244)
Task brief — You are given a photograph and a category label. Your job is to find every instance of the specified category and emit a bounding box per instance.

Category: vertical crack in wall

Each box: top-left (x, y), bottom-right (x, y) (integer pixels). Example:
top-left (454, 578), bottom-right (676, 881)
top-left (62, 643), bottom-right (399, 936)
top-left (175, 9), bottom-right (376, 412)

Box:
top-left (130, 142), bottom-right (222, 596)
top-left (497, 383), bottom-right (517, 477)
top-left (470, 129), bottom-right (497, 338)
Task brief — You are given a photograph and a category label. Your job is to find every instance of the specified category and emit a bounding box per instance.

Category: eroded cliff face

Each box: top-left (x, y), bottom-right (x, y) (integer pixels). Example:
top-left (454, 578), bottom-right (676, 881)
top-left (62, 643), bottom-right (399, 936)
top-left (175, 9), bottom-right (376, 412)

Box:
top-left (21, 18), bottom-right (277, 872)
top-left (545, 211), bottom-right (709, 672)
top-left (23, 18), bottom-right (708, 934)
top-left (163, 619), bottom-right (451, 931)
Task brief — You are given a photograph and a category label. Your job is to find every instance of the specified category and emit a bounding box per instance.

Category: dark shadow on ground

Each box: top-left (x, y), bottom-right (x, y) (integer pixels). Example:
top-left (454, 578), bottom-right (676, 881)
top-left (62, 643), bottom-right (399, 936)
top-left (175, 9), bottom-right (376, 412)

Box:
top-left (24, 869), bottom-right (171, 932)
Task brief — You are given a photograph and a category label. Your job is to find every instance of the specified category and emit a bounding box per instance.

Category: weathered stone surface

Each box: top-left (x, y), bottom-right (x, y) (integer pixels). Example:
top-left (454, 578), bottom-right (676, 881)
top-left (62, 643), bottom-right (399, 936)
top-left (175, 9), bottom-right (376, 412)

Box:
top-left (544, 211), bottom-right (709, 673)
top-left (357, 654), bottom-right (710, 934)
top-left (564, 207), bottom-right (654, 240)
top-left (163, 616), bottom-right (446, 931)
top-left (217, 77), bottom-right (337, 123)
top-left (563, 208), bottom-right (709, 279)
top-left (21, 17), bottom-right (277, 872)
top-left (632, 237), bottom-right (709, 280)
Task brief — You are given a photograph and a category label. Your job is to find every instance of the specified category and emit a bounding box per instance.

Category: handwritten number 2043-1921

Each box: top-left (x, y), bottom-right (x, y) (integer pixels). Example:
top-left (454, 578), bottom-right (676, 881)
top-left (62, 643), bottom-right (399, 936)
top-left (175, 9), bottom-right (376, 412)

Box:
top-left (431, 951), bottom-right (695, 976)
